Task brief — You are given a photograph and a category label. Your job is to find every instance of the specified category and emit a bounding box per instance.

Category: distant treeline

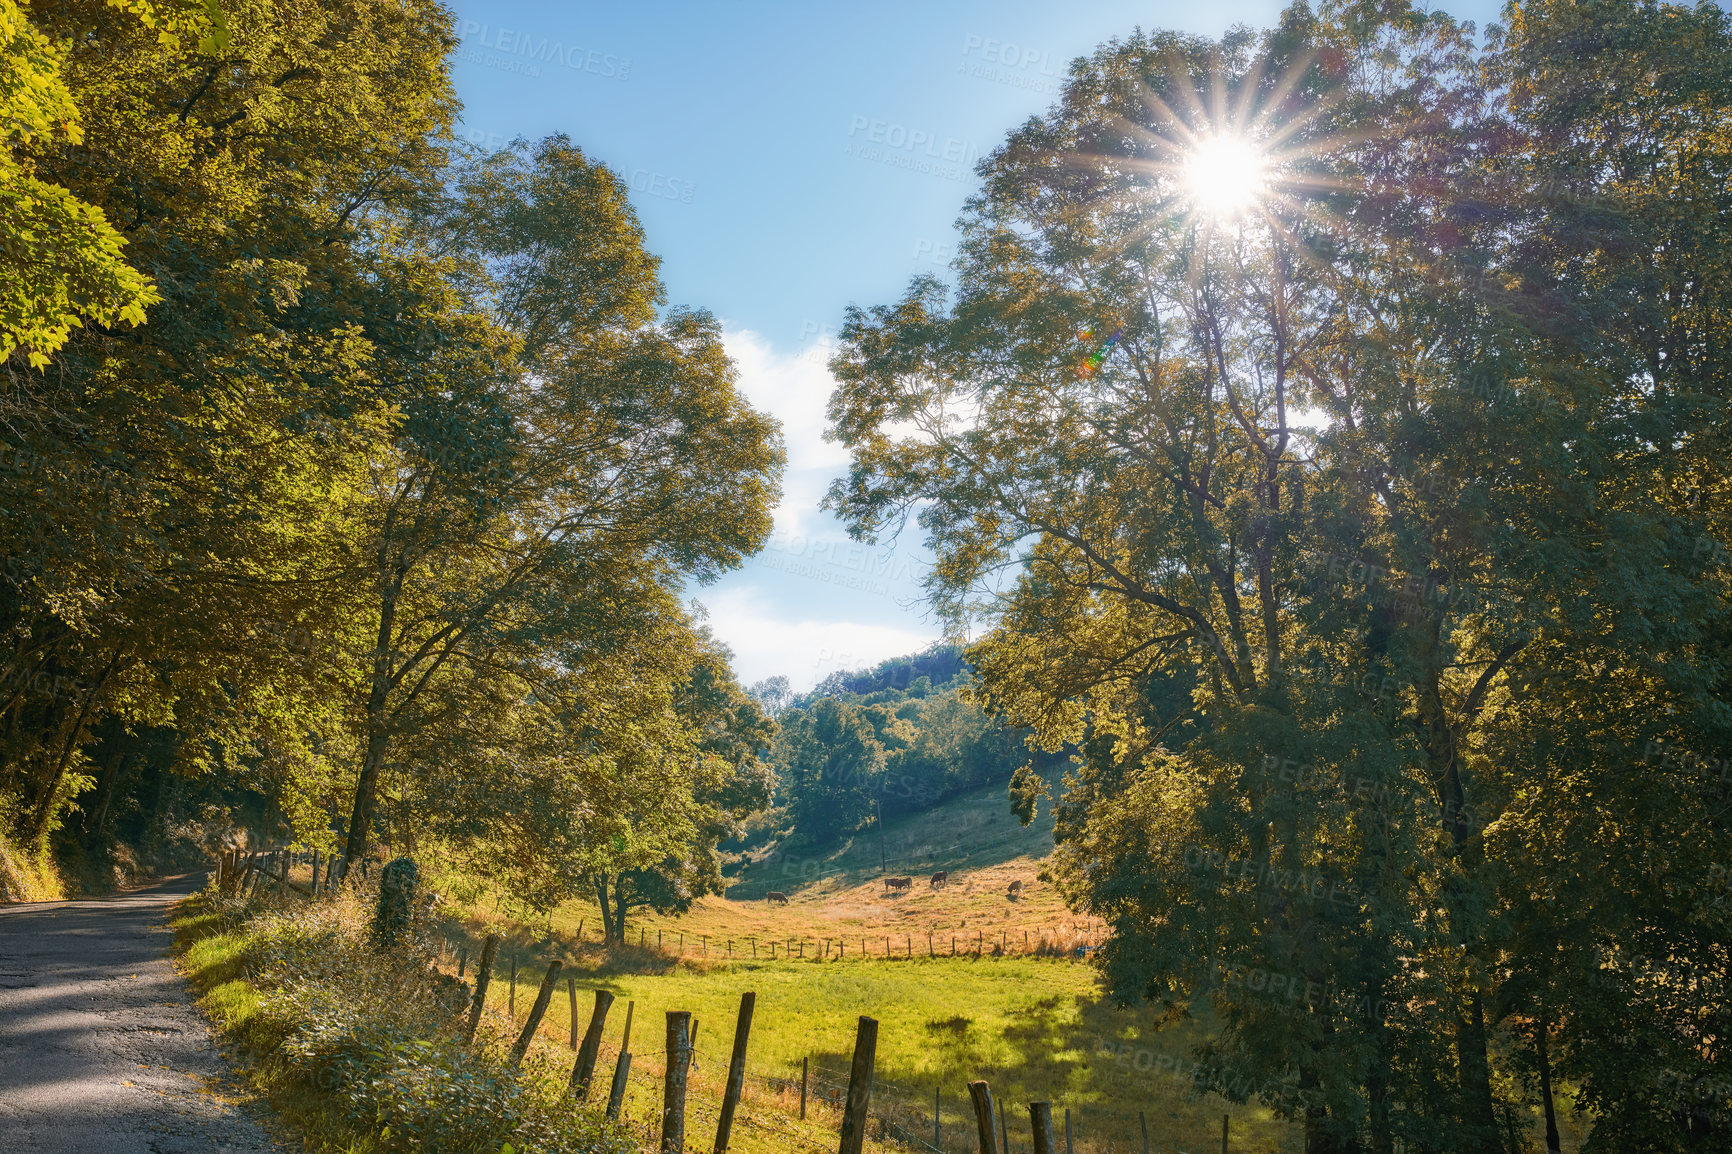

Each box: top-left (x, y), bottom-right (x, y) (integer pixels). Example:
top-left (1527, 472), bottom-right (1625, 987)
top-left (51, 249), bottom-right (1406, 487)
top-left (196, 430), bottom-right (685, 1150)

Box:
top-left (749, 645), bottom-right (1027, 846)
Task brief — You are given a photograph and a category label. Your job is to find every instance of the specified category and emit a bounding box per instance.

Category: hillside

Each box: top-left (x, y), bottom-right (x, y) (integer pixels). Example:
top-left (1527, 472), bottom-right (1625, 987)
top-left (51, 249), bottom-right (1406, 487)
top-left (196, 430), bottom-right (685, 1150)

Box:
top-left (725, 773), bottom-right (1058, 899)
top-left (471, 774), bottom-right (1080, 955)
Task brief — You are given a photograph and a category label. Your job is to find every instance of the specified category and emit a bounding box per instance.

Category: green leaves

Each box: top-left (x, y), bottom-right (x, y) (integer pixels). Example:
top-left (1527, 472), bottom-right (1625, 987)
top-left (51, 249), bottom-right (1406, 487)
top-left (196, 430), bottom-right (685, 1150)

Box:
top-left (824, 3), bottom-right (1732, 1150)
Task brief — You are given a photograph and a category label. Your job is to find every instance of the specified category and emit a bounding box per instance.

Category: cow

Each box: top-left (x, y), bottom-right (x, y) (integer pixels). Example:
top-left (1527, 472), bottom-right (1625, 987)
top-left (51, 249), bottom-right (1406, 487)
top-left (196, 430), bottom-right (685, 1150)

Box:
top-left (930, 870), bottom-right (949, 889)
top-left (766, 891), bottom-right (790, 905)
top-left (885, 876), bottom-right (913, 893)
top-left (1007, 879), bottom-right (1024, 899)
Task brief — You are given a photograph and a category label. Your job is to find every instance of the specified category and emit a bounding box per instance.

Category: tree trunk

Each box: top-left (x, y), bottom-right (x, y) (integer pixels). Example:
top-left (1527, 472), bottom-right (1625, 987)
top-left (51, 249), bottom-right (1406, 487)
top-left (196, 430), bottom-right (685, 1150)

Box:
top-left (23, 661), bottom-right (113, 842)
top-left (1456, 992), bottom-right (1500, 1153)
top-left (340, 540), bottom-right (409, 881)
top-left (595, 876), bottom-right (614, 944)
top-left (340, 726), bottom-right (389, 881)
top-left (82, 734), bottom-right (128, 846)
top-left (1537, 1002), bottom-right (1561, 1154)
top-left (612, 883), bottom-right (629, 944)
top-left (1421, 675), bottom-right (1500, 1154)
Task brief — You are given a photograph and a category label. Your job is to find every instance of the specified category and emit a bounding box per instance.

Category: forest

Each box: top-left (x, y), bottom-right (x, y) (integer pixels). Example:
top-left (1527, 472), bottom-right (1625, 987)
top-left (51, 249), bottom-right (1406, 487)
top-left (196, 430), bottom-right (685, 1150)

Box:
top-left (0, 0), bottom-right (783, 927)
top-left (820, 3), bottom-right (1732, 1151)
top-left (742, 645), bottom-right (1028, 849)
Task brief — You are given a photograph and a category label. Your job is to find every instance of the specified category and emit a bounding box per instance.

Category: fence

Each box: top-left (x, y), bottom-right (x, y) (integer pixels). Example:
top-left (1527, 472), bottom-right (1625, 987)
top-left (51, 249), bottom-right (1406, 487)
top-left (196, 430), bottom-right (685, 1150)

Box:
top-left (584, 923), bottom-right (1107, 963)
top-left (233, 854), bottom-right (1255, 1153)
top-left (723, 832), bottom-right (1050, 902)
top-left (461, 948), bottom-right (1257, 1154)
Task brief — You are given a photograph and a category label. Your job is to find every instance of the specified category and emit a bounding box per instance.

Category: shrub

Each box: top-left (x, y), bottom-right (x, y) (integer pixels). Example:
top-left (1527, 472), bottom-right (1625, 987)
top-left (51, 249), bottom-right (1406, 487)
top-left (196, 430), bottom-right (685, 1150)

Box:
top-left (189, 882), bottom-right (633, 1154)
top-left (370, 856), bottom-right (419, 950)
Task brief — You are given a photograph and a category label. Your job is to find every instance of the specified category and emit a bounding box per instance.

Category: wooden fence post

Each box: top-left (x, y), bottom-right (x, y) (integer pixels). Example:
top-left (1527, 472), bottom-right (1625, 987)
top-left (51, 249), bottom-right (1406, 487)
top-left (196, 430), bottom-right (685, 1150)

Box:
top-left (1222, 1113), bottom-right (1229, 1154)
top-left (510, 960), bottom-right (563, 1067)
top-left (464, 934), bottom-right (501, 1044)
top-left (604, 1000), bottom-right (634, 1121)
top-left (968, 1081), bottom-right (998, 1153)
top-left (713, 991), bottom-right (755, 1153)
top-left (1030, 1102), bottom-right (1057, 1154)
top-left (1064, 1107), bottom-right (1074, 1154)
top-left (838, 1015), bottom-right (878, 1154)
top-left (569, 988), bottom-right (616, 1100)
top-left (660, 1011), bottom-right (693, 1153)
top-left (1139, 1110), bottom-right (1151, 1154)
top-left (935, 1087), bottom-right (942, 1150)
top-left (800, 1056), bottom-right (809, 1119)
top-left (568, 977), bottom-right (578, 1049)
top-left (458, 947), bottom-right (468, 978)
top-left (508, 956), bottom-right (518, 1018)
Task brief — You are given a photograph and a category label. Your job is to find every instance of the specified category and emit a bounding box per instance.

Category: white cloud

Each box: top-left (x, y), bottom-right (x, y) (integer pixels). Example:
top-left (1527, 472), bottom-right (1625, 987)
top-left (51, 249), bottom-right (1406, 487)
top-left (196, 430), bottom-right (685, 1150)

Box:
top-left (723, 327), bottom-right (851, 541)
top-left (697, 586), bottom-right (939, 691)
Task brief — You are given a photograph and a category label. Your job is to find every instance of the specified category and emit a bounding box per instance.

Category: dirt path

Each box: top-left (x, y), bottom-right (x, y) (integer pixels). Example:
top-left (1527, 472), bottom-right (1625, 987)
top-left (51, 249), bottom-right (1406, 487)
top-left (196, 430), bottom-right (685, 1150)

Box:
top-left (0, 874), bottom-right (282, 1153)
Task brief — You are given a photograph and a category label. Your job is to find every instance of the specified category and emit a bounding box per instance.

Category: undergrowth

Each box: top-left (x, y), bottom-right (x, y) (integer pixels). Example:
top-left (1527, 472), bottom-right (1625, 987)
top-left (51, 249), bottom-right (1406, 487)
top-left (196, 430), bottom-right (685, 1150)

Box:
top-left (175, 880), bottom-right (637, 1154)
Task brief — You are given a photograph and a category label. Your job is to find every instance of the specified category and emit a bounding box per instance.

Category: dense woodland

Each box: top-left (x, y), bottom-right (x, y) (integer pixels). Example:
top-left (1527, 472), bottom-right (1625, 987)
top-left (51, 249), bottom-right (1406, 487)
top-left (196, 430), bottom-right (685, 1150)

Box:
top-left (825, 3), bottom-right (1732, 1152)
top-left (0, 0), bottom-right (783, 931)
top-left (2, 1), bottom-right (1730, 1153)
top-left (745, 645), bottom-right (1028, 847)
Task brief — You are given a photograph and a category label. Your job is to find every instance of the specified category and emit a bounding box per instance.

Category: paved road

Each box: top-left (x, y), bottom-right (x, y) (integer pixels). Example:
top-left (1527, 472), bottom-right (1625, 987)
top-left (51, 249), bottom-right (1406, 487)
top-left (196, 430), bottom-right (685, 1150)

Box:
top-left (0, 875), bottom-right (283, 1153)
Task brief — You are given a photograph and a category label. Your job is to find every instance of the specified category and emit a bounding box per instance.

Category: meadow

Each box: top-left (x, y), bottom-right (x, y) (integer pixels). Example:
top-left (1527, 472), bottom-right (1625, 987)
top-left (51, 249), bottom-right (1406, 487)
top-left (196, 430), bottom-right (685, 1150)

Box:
top-left (421, 786), bottom-right (1584, 1153)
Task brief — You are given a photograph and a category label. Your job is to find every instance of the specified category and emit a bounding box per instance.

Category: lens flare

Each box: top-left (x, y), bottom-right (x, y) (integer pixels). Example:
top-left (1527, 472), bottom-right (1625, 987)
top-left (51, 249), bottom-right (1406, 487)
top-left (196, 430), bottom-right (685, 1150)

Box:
top-left (1181, 135), bottom-right (1267, 219)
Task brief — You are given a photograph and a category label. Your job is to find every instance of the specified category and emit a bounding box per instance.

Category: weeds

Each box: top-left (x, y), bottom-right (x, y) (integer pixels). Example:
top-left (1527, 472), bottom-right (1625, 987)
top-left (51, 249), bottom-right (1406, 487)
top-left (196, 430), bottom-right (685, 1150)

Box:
top-left (177, 881), bottom-right (636, 1154)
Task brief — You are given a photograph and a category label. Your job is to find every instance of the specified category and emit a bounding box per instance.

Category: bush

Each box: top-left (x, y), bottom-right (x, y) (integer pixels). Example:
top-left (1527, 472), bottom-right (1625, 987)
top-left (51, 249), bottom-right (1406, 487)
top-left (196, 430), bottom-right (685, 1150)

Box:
top-left (370, 856), bottom-right (419, 950)
top-left (188, 883), bottom-right (633, 1154)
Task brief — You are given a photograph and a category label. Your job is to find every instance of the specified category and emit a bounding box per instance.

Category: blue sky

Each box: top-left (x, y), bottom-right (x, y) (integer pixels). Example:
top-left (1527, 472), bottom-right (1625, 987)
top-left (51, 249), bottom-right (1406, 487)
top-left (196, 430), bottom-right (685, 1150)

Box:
top-left (448, 0), bottom-right (1503, 689)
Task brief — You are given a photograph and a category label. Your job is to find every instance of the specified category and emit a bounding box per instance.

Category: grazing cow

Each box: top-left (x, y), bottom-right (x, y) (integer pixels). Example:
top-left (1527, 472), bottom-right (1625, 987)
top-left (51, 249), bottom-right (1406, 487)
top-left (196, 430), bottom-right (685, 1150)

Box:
top-left (885, 876), bottom-right (913, 893)
top-left (930, 870), bottom-right (948, 889)
top-left (766, 891), bottom-right (790, 905)
top-left (1007, 879), bottom-right (1024, 899)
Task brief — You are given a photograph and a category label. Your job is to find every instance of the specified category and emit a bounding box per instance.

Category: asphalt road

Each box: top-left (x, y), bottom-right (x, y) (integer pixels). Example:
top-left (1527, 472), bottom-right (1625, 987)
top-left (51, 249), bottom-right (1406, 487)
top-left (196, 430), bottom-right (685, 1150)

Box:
top-left (0, 874), bottom-right (283, 1153)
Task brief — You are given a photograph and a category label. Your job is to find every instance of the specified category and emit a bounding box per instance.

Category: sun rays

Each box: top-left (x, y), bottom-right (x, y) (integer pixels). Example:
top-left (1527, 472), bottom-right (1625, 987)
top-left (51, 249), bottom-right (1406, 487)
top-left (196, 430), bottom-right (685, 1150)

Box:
top-left (1073, 46), bottom-right (1354, 259)
top-left (1181, 133), bottom-right (1269, 219)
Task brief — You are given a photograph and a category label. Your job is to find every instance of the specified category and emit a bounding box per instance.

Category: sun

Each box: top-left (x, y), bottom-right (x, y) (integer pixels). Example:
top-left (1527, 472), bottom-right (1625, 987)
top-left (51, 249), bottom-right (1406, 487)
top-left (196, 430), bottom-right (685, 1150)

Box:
top-left (1181, 135), bottom-right (1268, 220)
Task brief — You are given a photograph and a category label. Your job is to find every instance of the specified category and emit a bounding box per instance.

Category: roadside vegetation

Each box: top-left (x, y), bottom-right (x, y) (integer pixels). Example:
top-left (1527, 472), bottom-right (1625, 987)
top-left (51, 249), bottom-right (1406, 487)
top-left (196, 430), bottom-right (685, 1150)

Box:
top-left (176, 878), bottom-right (640, 1154)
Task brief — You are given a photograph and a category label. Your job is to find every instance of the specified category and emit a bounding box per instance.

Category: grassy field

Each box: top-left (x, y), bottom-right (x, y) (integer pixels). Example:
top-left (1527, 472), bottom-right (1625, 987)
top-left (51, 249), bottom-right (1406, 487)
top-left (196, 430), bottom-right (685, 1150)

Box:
top-left (422, 785), bottom-right (1306, 1153)
top-left (459, 948), bottom-right (1302, 1154)
top-left (417, 782), bottom-right (1589, 1153)
top-left (448, 779), bottom-right (1093, 960)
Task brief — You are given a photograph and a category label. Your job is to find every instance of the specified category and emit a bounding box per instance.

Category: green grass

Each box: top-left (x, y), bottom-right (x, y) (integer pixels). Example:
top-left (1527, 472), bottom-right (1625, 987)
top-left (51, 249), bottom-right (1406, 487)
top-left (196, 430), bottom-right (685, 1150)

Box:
top-left (459, 944), bottom-right (1302, 1153)
top-left (172, 894), bottom-right (379, 1153)
top-left (416, 781), bottom-right (1307, 1151)
top-left (725, 776), bottom-right (1062, 898)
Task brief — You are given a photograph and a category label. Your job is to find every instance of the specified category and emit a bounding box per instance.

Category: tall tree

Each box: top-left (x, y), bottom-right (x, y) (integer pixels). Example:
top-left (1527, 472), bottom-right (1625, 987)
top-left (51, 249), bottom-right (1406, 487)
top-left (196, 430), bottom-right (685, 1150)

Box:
top-left (328, 135), bottom-right (782, 873)
top-left (3, 0), bottom-right (459, 852)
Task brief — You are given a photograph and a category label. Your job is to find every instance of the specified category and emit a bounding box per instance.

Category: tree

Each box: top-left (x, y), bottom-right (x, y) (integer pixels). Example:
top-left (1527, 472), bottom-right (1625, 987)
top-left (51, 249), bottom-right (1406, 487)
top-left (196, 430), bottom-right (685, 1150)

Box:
top-left (824, 3), bottom-right (1732, 1151)
top-left (586, 632), bottom-right (775, 942)
top-left (327, 134), bottom-right (782, 873)
top-left (2, 0), bottom-right (459, 854)
top-left (0, 0), bottom-right (162, 366)
top-left (772, 697), bottom-right (885, 846)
